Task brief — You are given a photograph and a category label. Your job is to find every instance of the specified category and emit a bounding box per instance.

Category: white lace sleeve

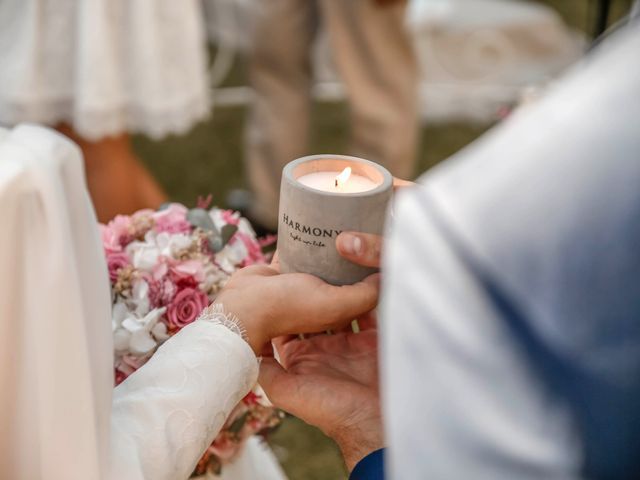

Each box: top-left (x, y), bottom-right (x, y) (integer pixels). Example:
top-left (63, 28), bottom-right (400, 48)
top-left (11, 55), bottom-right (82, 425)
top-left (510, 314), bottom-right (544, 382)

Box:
top-left (108, 310), bottom-right (258, 480)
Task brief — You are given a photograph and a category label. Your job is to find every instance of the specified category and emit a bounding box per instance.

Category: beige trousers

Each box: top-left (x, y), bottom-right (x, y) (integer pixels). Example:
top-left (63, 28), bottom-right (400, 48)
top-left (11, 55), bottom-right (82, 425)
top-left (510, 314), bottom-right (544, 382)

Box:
top-left (245, 0), bottom-right (419, 229)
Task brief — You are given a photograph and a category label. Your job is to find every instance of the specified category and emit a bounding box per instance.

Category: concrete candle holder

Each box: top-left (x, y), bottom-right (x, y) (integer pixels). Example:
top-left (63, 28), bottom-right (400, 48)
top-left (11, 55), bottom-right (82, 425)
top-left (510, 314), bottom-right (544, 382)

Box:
top-left (277, 154), bottom-right (393, 285)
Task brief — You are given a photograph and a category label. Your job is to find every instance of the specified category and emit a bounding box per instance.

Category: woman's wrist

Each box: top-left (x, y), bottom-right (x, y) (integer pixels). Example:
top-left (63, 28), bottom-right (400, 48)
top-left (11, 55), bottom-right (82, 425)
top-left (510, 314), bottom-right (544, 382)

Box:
top-left (199, 301), bottom-right (267, 355)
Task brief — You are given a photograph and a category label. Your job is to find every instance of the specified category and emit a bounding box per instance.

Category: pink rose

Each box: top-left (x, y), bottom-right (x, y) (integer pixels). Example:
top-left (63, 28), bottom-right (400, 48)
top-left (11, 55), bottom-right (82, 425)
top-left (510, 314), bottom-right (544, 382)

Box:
top-left (101, 225), bottom-right (121, 254)
top-left (151, 262), bottom-right (169, 281)
top-left (101, 215), bottom-right (133, 253)
top-left (115, 354), bottom-right (149, 379)
top-left (114, 368), bottom-right (127, 386)
top-left (153, 204), bottom-right (191, 234)
top-left (169, 259), bottom-right (206, 284)
top-left (147, 277), bottom-right (177, 308)
top-left (166, 287), bottom-right (208, 330)
top-left (107, 252), bottom-right (131, 281)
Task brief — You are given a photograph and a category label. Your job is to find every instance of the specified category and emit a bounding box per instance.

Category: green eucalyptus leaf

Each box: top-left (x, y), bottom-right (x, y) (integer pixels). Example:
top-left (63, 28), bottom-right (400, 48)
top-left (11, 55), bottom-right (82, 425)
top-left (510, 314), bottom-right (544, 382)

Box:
top-left (208, 235), bottom-right (224, 253)
top-left (187, 208), bottom-right (218, 233)
top-left (221, 224), bottom-right (238, 247)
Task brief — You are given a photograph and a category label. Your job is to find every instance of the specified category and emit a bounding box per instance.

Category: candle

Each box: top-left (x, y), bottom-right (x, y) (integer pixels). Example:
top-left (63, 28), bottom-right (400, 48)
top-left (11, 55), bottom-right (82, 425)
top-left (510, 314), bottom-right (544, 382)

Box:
top-left (297, 168), bottom-right (378, 193)
top-left (278, 155), bottom-right (393, 285)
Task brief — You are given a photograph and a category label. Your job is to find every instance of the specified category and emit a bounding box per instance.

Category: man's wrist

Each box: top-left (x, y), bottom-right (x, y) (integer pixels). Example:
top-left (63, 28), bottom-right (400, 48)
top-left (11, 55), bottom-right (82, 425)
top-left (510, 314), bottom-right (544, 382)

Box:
top-left (333, 422), bottom-right (384, 472)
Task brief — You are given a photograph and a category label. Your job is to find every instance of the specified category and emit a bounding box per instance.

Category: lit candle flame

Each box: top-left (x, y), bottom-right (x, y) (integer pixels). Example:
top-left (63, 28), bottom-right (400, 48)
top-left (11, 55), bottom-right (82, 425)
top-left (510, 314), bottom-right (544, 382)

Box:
top-left (335, 167), bottom-right (352, 188)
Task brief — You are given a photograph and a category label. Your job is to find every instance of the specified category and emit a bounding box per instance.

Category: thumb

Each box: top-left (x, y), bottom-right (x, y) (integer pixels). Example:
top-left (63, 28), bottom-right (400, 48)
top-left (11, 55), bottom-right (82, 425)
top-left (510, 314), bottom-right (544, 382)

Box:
top-left (336, 232), bottom-right (383, 268)
top-left (259, 358), bottom-right (301, 414)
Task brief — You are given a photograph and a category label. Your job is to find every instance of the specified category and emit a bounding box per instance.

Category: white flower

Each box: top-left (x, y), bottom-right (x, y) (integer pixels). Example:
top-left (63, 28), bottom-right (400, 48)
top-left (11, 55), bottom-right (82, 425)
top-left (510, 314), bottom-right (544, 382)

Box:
top-left (112, 300), bottom-right (168, 356)
top-left (112, 301), bottom-right (131, 353)
top-left (228, 239), bottom-right (249, 264)
top-left (121, 307), bottom-right (168, 356)
top-left (126, 229), bottom-right (193, 273)
top-left (209, 209), bottom-right (257, 240)
top-left (209, 209), bottom-right (228, 231)
top-left (131, 278), bottom-right (150, 317)
top-left (237, 217), bottom-right (257, 238)
top-left (155, 231), bottom-right (192, 258)
top-left (127, 235), bottom-right (160, 272)
top-left (216, 240), bottom-right (248, 271)
top-left (200, 262), bottom-right (228, 293)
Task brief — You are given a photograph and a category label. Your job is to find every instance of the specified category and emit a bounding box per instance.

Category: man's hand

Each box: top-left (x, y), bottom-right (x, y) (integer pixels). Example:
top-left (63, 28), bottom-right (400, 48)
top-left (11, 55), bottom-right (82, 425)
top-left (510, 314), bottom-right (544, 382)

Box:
top-left (336, 232), bottom-right (384, 268)
top-left (260, 330), bottom-right (383, 471)
top-left (335, 178), bottom-right (414, 268)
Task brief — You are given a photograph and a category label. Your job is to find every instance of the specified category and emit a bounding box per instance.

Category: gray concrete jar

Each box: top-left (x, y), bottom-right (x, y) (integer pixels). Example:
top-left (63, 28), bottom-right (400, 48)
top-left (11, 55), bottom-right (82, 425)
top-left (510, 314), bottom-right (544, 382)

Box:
top-left (277, 154), bottom-right (393, 285)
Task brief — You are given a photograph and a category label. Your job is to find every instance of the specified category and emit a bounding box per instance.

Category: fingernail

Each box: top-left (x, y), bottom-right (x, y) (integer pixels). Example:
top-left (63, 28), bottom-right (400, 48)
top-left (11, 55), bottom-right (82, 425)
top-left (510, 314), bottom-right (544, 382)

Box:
top-left (341, 233), bottom-right (362, 255)
top-left (353, 236), bottom-right (362, 255)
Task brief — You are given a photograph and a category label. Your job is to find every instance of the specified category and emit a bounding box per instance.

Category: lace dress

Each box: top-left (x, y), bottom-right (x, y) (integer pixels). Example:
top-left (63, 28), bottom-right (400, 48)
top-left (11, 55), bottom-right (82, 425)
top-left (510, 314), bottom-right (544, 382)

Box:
top-left (0, 0), bottom-right (210, 140)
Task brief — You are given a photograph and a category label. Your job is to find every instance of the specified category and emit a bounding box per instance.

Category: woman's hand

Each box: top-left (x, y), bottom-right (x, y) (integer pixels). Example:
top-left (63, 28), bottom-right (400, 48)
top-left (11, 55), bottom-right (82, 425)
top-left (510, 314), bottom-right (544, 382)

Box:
top-left (214, 265), bottom-right (379, 354)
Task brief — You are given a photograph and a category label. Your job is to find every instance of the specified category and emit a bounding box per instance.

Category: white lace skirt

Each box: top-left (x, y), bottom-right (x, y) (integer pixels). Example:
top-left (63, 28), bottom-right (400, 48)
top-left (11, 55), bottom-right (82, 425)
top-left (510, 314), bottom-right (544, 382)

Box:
top-left (0, 0), bottom-right (210, 140)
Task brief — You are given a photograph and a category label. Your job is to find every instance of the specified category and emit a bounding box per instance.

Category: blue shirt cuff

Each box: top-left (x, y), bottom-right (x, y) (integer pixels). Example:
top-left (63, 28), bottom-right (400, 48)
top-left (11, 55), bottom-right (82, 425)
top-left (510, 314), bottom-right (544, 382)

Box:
top-left (349, 448), bottom-right (385, 480)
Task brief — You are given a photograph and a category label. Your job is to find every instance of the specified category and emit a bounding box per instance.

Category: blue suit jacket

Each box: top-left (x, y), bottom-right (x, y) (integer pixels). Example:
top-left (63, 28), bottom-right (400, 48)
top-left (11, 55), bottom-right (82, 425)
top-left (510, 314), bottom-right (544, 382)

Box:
top-left (350, 449), bottom-right (385, 480)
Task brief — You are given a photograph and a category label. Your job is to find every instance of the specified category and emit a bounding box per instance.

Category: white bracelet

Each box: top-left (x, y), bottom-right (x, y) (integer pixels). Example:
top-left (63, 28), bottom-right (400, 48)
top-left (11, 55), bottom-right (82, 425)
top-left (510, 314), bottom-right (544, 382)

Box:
top-left (197, 303), bottom-right (249, 345)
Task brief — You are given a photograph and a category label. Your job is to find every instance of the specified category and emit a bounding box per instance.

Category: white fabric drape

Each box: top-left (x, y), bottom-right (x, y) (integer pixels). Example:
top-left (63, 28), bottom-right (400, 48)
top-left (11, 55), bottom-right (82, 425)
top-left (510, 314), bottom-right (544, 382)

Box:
top-left (0, 125), bottom-right (285, 480)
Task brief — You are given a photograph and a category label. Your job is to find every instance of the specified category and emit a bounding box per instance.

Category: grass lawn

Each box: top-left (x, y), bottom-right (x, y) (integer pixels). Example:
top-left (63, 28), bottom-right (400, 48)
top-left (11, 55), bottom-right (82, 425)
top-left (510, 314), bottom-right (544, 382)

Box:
top-left (131, 1), bottom-right (631, 478)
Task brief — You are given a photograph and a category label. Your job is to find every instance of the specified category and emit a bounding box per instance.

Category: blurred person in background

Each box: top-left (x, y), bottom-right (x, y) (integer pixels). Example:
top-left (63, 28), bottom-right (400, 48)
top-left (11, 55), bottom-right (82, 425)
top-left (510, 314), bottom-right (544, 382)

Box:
top-left (0, 0), bottom-right (210, 222)
top-left (242, 0), bottom-right (419, 232)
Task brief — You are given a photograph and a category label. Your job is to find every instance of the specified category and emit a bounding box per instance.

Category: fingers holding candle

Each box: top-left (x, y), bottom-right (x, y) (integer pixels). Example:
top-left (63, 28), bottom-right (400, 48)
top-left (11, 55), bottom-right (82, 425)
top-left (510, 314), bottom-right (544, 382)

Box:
top-left (336, 232), bottom-right (384, 269)
top-left (214, 266), bottom-right (380, 353)
top-left (334, 177), bottom-right (413, 269)
top-left (393, 177), bottom-right (416, 191)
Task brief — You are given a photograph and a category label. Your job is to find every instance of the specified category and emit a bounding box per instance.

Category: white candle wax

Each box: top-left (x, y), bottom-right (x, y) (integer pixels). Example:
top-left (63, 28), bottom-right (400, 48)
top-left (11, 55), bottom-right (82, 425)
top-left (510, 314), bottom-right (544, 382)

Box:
top-left (297, 171), bottom-right (378, 193)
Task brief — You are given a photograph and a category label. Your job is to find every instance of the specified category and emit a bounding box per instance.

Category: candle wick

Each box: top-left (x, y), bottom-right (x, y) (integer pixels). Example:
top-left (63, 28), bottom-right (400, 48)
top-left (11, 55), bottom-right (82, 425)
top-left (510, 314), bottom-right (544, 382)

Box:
top-left (335, 179), bottom-right (338, 187)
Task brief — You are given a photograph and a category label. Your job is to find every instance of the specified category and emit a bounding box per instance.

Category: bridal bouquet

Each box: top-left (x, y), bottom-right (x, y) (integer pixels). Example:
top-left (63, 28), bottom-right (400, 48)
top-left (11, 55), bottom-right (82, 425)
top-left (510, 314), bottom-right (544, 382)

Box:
top-left (101, 200), bottom-right (282, 476)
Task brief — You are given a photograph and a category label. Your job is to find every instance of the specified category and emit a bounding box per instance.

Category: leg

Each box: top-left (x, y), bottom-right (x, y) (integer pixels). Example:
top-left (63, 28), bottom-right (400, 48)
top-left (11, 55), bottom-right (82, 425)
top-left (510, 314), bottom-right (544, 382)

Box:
top-left (244, 0), bottom-right (317, 230)
top-left (319, 0), bottom-right (419, 180)
top-left (57, 124), bottom-right (167, 223)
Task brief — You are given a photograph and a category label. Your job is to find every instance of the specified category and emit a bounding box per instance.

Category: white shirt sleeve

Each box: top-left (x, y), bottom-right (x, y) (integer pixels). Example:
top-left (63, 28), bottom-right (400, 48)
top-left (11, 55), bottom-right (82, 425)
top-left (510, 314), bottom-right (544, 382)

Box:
top-left (382, 24), bottom-right (640, 479)
top-left (381, 190), bottom-right (581, 480)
